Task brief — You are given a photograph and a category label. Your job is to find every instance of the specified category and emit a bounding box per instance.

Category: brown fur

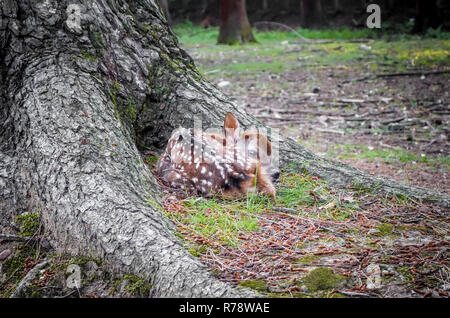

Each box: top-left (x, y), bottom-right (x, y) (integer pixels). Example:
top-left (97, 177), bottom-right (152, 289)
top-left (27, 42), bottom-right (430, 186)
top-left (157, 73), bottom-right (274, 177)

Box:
top-left (156, 113), bottom-right (276, 199)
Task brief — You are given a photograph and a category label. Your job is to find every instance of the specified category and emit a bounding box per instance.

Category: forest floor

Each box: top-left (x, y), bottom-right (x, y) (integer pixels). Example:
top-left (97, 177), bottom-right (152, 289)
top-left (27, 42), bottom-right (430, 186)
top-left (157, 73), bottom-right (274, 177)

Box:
top-left (158, 24), bottom-right (450, 298)
top-left (1, 25), bottom-right (449, 298)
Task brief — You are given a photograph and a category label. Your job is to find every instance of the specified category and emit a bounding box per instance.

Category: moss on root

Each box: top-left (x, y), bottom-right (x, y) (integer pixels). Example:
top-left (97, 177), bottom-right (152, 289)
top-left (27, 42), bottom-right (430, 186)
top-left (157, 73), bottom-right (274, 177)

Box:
top-left (238, 279), bottom-right (268, 292)
top-left (110, 274), bottom-right (152, 297)
top-left (15, 212), bottom-right (40, 237)
top-left (300, 267), bottom-right (346, 293)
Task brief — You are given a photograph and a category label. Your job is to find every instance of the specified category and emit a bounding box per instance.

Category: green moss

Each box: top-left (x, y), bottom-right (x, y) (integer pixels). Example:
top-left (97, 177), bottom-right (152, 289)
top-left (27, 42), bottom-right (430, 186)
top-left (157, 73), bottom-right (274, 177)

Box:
top-left (93, 31), bottom-right (105, 49)
top-left (88, 30), bottom-right (105, 50)
top-left (330, 292), bottom-right (346, 298)
top-left (125, 106), bottom-right (136, 121)
top-left (80, 49), bottom-right (98, 62)
top-left (111, 274), bottom-right (152, 297)
top-left (266, 292), bottom-right (294, 298)
top-left (300, 267), bottom-right (346, 292)
top-left (2, 245), bottom-right (39, 287)
top-left (67, 255), bottom-right (103, 267)
top-left (144, 155), bottom-right (159, 166)
top-left (16, 213), bottom-right (40, 237)
top-left (373, 222), bottom-right (400, 238)
top-left (0, 285), bottom-right (16, 298)
top-left (267, 292), bottom-right (309, 298)
top-left (238, 279), bottom-right (268, 292)
top-left (187, 244), bottom-right (208, 257)
top-left (294, 255), bottom-right (321, 264)
top-left (124, 96), bottom-right (137, 121)
top-left (28, 284), bottom-right (43, 298)
top-left (396, 266), bottom-right (414, 282)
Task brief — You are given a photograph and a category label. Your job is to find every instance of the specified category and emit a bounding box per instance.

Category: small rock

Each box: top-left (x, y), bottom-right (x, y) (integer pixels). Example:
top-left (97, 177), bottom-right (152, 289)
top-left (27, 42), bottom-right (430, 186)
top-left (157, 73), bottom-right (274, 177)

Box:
top-left (368, 229), bottom-right (380, 235)
top-left (0, 249), bottom-right (12, 262)
top-left (217, 81), bottom-right (230, 88)
top-left (359, 44), bottom-right (372, 51)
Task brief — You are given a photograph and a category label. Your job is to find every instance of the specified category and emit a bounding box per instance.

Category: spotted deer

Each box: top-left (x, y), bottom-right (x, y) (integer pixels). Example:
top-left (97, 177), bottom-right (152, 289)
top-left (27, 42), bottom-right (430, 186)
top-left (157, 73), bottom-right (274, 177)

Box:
top-left (156, 113), bottom-right (278, 199)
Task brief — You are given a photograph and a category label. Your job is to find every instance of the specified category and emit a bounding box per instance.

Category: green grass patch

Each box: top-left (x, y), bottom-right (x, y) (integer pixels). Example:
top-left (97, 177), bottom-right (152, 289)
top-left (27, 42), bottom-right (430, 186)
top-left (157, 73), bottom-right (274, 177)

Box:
top-left (173, 22), bottom-right (382, 46)
top-left (276, 173), bottom-right (328, 208)
top-left (144, 155), bottom-right (159, 166)
top-left (172, 21), bottom-right (219, 45)
top-left (226, 60), bottom-right (287, 74)
top-left (173, 21), bottom-right (450, 77)
top-left (166, 196), bottom-right (262, 246)
top-left (370, 39), bottom-right (450, 70)
top-left (326, 143), bottom-right (448, 173)
top-left (277, 173), bottom-right (359, 221)
top-left (331, 143), bottom-right (428, 164)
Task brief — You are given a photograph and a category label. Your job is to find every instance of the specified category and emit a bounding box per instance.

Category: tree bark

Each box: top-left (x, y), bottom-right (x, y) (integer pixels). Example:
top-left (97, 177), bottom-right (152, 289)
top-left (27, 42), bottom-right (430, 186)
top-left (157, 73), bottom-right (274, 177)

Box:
top-left (217, 0), bottom-right (256, 44)
top-left (0, 0), bottom-right (448, 299)
top-left (411, 0), bottom-right (442, 33)
top-left (157, 0), bottom-right (171, 25)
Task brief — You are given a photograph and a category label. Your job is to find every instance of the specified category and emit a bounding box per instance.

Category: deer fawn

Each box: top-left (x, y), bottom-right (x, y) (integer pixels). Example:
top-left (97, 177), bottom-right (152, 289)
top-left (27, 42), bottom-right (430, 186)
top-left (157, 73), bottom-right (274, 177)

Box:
top-left (156, 113), bottom-right (278, 199)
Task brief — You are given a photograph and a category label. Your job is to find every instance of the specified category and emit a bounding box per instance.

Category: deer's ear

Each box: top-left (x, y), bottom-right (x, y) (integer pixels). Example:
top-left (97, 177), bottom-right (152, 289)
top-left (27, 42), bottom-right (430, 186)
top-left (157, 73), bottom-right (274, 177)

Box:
top-left (224, 112), bottom-right (240, 139)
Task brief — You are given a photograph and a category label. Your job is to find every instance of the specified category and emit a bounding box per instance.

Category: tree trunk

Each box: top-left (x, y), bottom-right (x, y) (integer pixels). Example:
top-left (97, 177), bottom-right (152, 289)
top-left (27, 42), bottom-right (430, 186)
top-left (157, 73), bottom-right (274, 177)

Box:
top-left (0, 0), bottom-right (254, 297)
top-left (262, 0), bottom-right (268, 10)
top-left (300, 0), bottom-right (325, 28)
top-left (157, 0), bottom-right (171, 25)
top-left (0, 0), bottom-right (448, 299)
top-left (218, 0), bottom-right (256, 44)
top-left (411, 0), bottom-right (442, 33)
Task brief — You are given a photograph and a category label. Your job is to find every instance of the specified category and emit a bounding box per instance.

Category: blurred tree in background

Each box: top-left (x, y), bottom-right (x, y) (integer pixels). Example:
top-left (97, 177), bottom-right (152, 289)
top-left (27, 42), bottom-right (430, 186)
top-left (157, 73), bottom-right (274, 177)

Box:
top-left (300, 0), bottom-right (324, 28)
top-left (217, 0), bottom-right (256, 44)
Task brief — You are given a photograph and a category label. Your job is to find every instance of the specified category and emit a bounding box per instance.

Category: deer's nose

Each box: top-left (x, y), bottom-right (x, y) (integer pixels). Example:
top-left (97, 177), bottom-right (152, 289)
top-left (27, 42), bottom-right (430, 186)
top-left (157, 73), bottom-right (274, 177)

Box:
top-left (271, 171), bottom-right (280, 181)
